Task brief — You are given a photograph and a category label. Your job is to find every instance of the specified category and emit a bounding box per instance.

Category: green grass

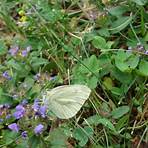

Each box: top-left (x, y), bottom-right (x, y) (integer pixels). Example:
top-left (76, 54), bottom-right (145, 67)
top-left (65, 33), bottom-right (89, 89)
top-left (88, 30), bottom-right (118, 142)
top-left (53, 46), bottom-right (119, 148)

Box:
top-left (0, 0), bottom-right (148, 147)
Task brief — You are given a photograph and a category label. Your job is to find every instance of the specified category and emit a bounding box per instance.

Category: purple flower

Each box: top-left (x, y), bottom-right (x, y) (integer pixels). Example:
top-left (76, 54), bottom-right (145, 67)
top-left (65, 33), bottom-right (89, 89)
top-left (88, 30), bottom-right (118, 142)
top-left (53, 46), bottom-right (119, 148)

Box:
top-left (3, 104), bottom-right (10, 108)
top-left (21, 99), bottom-right (28, 105)
top-left (0, 119), bottom-right (3, 122)
top-left (39, 105), bottom-right (47, 118)
top-left (137, 43), bottom-right (145, 51)
top-left (21, 131), bottom-right (27, 139)
top-left (8, 123), bottom-right (19, 132)
top-left (32, 99), bottom-right (40, 111)
top-left (2, 71), bottom-right (11, 80)
top-left (50, 76), bottom-right (57, 81)
top-left (34, 124), bottom-right (44, 134)
top-left (34, 73), bottom-right (41, 80)
top-left (8, 46), bottom-right (19, 56)
top-left (13, 105), bottom-right (25, 119)
top-left (21, 50), bottom-right (28, 57)
top-left (144, 50), bottom-right (148, 55)
top-left (6, 114), bottom-right (11, 119)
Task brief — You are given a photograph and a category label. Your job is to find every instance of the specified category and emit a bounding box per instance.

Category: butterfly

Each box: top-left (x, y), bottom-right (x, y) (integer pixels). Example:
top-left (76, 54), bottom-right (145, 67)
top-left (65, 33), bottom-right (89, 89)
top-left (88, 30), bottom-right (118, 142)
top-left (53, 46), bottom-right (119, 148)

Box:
top-left (43, 84), bottom-right (91, 119)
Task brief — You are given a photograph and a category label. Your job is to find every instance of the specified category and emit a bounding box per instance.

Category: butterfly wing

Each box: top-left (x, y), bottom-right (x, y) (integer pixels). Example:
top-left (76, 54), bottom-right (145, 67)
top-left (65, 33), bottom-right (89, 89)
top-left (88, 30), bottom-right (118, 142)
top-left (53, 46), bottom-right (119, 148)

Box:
top-left (43, 85), bottom-right (91, 119)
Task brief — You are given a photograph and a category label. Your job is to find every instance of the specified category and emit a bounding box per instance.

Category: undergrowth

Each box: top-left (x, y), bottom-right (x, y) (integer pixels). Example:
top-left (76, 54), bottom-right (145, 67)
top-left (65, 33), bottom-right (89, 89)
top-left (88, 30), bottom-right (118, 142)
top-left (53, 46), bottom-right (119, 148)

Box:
top-left (0, 0), bottom-right (148, 147)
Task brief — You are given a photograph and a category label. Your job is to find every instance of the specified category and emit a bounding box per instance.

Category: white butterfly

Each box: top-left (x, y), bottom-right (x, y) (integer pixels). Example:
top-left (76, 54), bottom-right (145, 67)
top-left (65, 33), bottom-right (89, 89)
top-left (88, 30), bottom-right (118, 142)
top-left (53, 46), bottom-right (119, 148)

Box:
top-left (43, 84), bottom-right (91, 119)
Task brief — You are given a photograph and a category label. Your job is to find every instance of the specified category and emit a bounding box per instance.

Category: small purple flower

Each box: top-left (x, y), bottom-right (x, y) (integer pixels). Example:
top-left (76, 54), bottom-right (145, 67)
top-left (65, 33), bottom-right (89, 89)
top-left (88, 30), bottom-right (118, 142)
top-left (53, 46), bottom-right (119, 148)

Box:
top-left (0, 119), bottom-right (3, 122)
top-left (32, 99), bottom-right (40, 111)
top-left (21, 50), bottom-right (28, 57)
top-left (13, 105), bottom-right (25, 119)
top-left (21, 99), bottom-right (28, 105)
top-left (50, 76), bottom-right (57, 81)
top-left (8, 46), bottom-right (19, 56)
top-left (16, 104), bottom-right (25, 111)
top-left (137, 43), bottom-right (145, 51)
top-left (34, 73), bottom-right (41, 80)
top-left (39, 105), bottom-right (47, 118)
top-left (21, 131), bottom-right (27, 139)
top-left (144, 50), bottom-right (148, 55)
top-left (34, 124), bottom-right (44, 134)
top-left (2, 71), bottom-right (11, 80)
top-left (6, 114), bottom-right (11, 119)
top-left (8, 123), bottom-right (19, 132)
top-left (3, 104), bottom-right (10, 108)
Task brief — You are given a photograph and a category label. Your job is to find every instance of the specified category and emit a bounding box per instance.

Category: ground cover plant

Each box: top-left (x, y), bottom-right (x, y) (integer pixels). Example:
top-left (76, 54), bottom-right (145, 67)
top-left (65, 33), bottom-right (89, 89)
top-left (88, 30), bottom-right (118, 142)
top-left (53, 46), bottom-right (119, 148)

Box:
top-left (0, 0), bottom-right (148, 147)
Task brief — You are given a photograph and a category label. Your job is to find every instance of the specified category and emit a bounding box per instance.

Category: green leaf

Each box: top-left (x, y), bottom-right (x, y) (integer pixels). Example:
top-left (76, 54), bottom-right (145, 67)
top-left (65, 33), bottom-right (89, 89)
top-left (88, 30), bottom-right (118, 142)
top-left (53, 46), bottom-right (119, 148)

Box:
top-left (111, 106), bottom-right (130, 119)
top-left (111, 67), bottom-right (134, 84)
top-left (83, 114), bottom-right (116, 132)
top-left (109, 16), bottom-right (132, 34)
top-left (97, 118), bottom-right (116, 131)
top-left (1, 130), bottom-right (18, 146)
top-left (87, 76), bottom-right (98, 89)
top-left (29, 135), bottom-right (41, 148)
top-left (115, 115), bottom-right (129, 131)
top-left (73, 126), bottom-right (93, 147)
top-left (81, 55), bottom-right (99, 73)
top-left (31, 57), bottom-right (49, 67)
top-left (98, 28), bottom-right (110, 37)
top-left (0, 40), bottom-right (7, 55)
top-left (115, 50), bottom-right (139, 72)
top-left (108, 6), bottom-right (128, 16)
top-left (137, 60), bottom-right (148, 76)
top-left (92, 36), bottom-right (107, 49)
top-left (111, 87), bottom-right (123, 96)
top-left (0, 88), bottom-right (12, 104)
top-left (132, 0), bottom-right (147, 5)
top-left (103, 77), bottom-right (114, 90)
top-left (83, 115), bottom-right (101, 126)
top-left (49, 128), bottom-right (68, 148)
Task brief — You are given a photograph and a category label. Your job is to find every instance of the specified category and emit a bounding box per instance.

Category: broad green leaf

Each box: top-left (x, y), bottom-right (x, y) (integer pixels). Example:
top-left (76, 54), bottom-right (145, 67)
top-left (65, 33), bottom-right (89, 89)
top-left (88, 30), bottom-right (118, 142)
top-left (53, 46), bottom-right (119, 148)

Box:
top-left (111, 67), bottom-right (134, 84)
top-left (111, 87), bottom-right (123, 96)
top-left (108, 6), bottom-right (128, 16)
top-left (109, 16), bottom-right (132, 34)
top-left (73, 126), bottom-right (93, 147)
top-left (92, 36), bottom-right (107, 49)
top-left (137, 60), bottom-right (148, 76)
top-left (97, 118), bottom-right (116, 131)
top-left (103, 77), bottom-right (114, 90)
top-left (49, 128), bottom-right (68, 148)
top-left (115, 50), bottom-right (139, 72)
top-left (29, 135), bottom-right (41, 148)
top-left (83, 115), bottom-right (101, 126)
top-left (31, 57), bottom-right (49, 67)
top-left (80, 55), bottom-right (99, 73)
top-left (111, 106), bottom-right (130, 119)
top-left (87, 76), bottom-right (98, 89)
top-left (98, 28), bottom-right (110, 37)
top-left (1, 130), bottom-right (18, 146)
top-left (0, 88), bottom-right (12, 104)
top-left (132, 0), bottom-right (147, 5)
top-left (83, 112), bottom-right (115, 131)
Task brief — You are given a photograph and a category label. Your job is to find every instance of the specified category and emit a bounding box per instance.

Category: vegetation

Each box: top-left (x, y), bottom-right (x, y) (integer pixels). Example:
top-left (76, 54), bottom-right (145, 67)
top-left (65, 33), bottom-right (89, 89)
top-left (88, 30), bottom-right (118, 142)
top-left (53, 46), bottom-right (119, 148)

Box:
top-left (0, 0), bottom-right (148, 147)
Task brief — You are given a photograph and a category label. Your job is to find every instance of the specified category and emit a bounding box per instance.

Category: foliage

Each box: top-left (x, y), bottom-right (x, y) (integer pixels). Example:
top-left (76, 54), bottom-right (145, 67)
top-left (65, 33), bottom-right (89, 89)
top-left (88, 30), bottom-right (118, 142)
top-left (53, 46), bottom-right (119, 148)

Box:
top-left (0, 0), bottom-right (148, 147)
